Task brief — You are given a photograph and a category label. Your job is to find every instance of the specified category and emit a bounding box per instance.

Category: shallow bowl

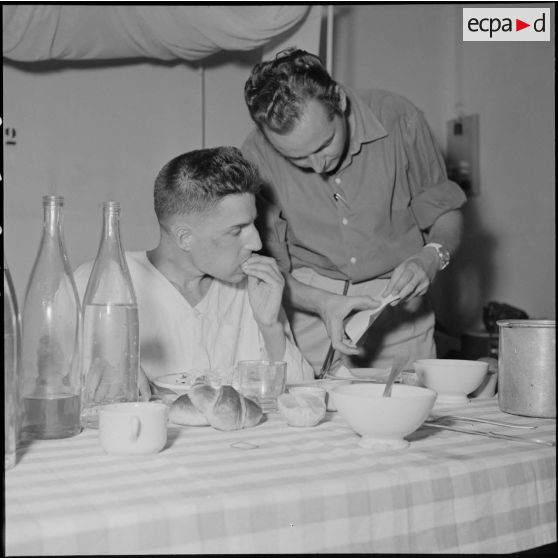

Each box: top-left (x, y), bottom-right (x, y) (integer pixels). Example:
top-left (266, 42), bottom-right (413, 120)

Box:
top-left (413, 359), bottom-right (489, 405)
top-left (330, 383), bottom-right (437, 450)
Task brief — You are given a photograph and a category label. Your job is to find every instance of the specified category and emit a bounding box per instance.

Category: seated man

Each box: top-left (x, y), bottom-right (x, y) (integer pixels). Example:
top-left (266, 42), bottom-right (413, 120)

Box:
top-left (74, 147), bottom-right (314, 400)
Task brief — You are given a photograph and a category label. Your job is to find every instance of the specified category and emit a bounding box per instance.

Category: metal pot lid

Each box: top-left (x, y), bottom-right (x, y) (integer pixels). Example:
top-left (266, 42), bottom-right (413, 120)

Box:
top-left (497, 319), bottom-right (556, 328)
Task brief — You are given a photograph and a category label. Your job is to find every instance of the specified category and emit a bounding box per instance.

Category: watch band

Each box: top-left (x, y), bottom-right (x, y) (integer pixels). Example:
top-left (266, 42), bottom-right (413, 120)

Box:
top-left (425, 242), bottom-right (451, 270)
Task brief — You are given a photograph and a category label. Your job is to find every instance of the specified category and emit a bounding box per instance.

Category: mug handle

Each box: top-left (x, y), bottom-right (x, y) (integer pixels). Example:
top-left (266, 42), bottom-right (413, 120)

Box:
top-left (129, 416), bottom-right (141, 443)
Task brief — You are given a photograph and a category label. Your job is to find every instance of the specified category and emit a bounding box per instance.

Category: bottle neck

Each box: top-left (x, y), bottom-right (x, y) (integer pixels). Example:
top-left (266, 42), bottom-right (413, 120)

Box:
top-left (84, 201), bottom-right (136, 306)
top-left (97, 202), bottom-right (125, 263)
top-left (42, 196), bottom-right (64, 240)
top-left (102, 207), bottom-right (122, 245)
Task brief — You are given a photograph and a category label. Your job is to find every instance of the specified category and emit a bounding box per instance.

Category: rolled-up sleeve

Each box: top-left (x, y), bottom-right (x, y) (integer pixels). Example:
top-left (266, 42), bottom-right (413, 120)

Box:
top-left (405, 112), bottom-right (467, 230)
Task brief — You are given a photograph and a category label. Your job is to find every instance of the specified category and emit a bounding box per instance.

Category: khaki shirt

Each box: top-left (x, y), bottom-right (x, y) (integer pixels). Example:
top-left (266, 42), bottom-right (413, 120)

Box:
top-left (242, 87), bottom-right (467, 283)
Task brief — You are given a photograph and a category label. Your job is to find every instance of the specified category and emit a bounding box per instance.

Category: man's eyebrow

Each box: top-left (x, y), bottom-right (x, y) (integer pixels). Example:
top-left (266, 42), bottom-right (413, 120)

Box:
top-left (289, 133), bottom-right (334, 160)
top-left (227, 217), bottom-right (255, 230)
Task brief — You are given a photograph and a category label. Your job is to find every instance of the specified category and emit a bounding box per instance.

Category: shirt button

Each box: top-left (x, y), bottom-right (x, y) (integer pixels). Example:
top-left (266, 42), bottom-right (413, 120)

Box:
top-left (335, 177), bottom-right (341, 185)
top-left (350, 257), bottom-right (357, 264)
top-left (342, 218), bottom-right (348, 225)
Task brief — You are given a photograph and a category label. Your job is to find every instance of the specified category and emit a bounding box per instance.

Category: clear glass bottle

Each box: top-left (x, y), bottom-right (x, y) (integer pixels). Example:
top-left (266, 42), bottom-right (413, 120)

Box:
top-left (81, 201), bottom-right (139, 429)
top-left (21, 196), bottom-right (82, 440)
top-left (4, 255), bottom-right (20, 469)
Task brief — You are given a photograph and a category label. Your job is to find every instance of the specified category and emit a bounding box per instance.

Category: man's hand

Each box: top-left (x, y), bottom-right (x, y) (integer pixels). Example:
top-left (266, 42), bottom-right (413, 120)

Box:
top-left (381, 248), bottom-right (439, 303)
top-left (382, 209), bottom-right (463, 303)
top-left (320, 293), bottom-right (381, 355)
top-left (242, 254), bottom-right (284, 327)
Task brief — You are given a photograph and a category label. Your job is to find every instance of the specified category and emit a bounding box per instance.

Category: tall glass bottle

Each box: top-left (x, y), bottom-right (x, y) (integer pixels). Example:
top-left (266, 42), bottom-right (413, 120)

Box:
top-left (4, 255), bottom-right (20, 469)
top-left (21, 196), bottom-right (82, 440)
top-left (81, 201), bottom-right (139, 429)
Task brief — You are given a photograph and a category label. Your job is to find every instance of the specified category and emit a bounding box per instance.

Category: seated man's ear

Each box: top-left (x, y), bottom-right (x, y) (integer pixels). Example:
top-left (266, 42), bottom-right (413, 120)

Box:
top-left (172, 223), bottom-right (193, 252)
top-left (336, 86), bottom-right (348, 114)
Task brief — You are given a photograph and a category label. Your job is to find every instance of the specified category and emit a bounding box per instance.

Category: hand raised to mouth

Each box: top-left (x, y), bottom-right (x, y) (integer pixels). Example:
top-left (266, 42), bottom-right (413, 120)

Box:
top-left (241, 255), bottom-right (285, 327)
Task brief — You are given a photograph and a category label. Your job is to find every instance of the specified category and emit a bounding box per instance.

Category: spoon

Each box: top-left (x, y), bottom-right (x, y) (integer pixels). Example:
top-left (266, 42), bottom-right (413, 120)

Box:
top-left (429, 415), bottom-right (538, 429)
top-left (423, 422), bottom-right (555, 447)
top-left (383, 353), bottom-right (407, 397)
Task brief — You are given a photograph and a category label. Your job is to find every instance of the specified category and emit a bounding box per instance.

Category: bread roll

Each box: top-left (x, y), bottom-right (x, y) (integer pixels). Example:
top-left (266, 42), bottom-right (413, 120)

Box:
top-left (170, 382), bottom-right (262, 431)
top-left (278, 392), bottom-right (326, 427)
top-left (169, 394), bottom-right (210, 426)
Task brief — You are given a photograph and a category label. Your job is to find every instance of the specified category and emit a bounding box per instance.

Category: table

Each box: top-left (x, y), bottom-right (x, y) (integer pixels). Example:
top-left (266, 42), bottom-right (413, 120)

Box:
top-left (5, 398), bottom-right (556, 555)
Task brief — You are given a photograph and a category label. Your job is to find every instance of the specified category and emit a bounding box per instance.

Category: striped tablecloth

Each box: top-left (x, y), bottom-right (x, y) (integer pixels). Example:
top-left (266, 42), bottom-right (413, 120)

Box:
top-left (5, 398), bottom-right (556, 555)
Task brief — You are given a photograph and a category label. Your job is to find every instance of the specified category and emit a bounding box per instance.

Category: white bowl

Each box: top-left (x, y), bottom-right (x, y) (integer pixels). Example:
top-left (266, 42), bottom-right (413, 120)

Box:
top-left (413, 359), bottom-right (489, 405)
top-left (349, 367), bottom-right (390, 381)
top-left (326, 366), bottom-right (389, 382)
top-left (331, 383), bottom-right (437, 450)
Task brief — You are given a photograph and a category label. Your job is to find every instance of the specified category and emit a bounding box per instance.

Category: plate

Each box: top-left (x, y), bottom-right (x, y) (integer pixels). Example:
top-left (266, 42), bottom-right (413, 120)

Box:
top-left (433, 394), bottom-right (472, 407)
top-left (152, 373), bottom-right (196, 395)
top-left (153, 371), bottom-right (223, 395)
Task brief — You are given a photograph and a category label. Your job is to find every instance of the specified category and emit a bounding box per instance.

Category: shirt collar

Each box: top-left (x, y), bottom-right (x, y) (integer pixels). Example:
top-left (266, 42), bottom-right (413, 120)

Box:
top-left (344, 86), bottom-right (388, 153)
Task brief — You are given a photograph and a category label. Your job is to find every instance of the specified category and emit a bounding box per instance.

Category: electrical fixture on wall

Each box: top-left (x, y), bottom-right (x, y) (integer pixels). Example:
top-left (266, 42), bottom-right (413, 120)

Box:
top-left (5, 126), bottom-right (17, 146)
top-left (446, 114), bottom-right (480, 197)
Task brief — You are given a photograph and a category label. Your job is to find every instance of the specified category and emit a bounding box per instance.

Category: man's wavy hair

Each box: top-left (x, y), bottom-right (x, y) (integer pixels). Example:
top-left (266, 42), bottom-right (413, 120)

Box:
top-left (244, 47), bottom-right (343, 135)
top-left (154, 146), bottom-right (260, 224)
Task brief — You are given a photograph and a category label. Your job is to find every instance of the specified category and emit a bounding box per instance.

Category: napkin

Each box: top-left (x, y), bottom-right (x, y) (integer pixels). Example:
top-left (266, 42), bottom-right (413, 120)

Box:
top-left (344, 293), bottom-right (400, 345)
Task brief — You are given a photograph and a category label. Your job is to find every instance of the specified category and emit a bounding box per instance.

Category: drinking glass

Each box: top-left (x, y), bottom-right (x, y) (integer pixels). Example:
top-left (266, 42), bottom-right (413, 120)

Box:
top-left (238, 360), bottom-right (287, 413)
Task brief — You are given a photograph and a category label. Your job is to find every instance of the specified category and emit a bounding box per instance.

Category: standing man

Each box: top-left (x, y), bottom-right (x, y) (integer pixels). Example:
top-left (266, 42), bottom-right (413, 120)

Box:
top-left (242, 48), bottom-right (467, 374)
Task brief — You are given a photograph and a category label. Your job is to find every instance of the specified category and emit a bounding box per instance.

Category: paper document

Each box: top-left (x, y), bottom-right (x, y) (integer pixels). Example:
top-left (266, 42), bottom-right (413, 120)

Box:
top-left (344, 294), bottom-right (400, 345)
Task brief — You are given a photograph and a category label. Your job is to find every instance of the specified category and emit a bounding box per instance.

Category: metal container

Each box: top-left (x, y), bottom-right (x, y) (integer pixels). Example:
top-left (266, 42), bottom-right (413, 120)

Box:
top-left (497, 320), bottom-right (555, 418)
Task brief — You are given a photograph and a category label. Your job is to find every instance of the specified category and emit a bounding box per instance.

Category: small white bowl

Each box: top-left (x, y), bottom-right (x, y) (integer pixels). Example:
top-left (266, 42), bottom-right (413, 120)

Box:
top-left (288, 385), bottom-right (327, 403)
top-left (278, 392), bottom-right (326, 427)
top-left (413, 359), bottom-right (489, 406)
top-left (288, 380), bottom-right (350, 411)
top-left (331, 383), bottom-right (437, 450)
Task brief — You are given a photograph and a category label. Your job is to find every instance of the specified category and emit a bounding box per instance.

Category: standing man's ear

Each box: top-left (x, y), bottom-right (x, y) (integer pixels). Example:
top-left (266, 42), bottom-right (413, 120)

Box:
top-left (172, 223), bottom-right (193, 252)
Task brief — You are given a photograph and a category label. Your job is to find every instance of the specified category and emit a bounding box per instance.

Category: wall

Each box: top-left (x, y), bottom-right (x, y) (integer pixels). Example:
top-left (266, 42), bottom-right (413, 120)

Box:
top-left (334, 3), bottom-right (555, 332)
top-left (333, 4), bottom-right (456, 144)
top-left (2, 54), bottom-right (260, 304)
top-left (452, 5), bottom-right (555, 330)
top-left (3, 4), bottom-right (555, 334)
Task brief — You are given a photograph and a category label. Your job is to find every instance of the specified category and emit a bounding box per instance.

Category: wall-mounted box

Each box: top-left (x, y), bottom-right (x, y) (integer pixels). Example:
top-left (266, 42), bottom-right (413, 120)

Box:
top-left (446, 114), bottom-right (480, 197)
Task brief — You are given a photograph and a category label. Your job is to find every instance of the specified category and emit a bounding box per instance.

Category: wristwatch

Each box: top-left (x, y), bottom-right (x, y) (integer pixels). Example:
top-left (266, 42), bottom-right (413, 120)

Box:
top-left (425, 242), bottom-right (451, 271)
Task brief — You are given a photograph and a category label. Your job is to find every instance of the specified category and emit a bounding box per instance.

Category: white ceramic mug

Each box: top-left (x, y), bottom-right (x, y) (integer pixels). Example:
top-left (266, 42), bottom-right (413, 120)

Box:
top-left (99, 402), bottom-right (168, 455)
